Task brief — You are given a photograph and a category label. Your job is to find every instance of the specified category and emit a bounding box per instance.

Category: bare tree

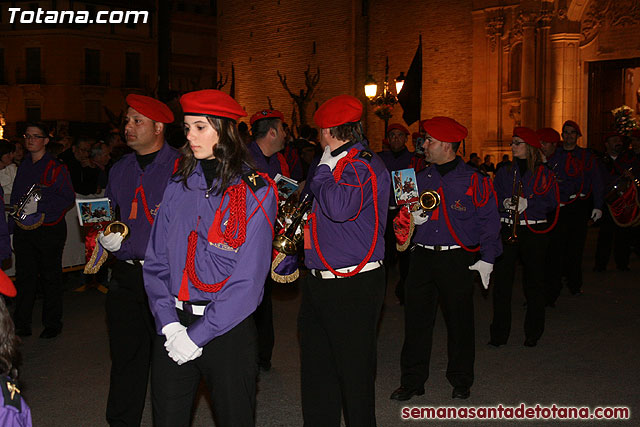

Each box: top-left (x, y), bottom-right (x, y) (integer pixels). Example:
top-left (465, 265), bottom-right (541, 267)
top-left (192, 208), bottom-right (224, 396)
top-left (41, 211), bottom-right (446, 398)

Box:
top-left (277, 65), bottom-right (320, 129)
top-left (214, 72), bottom-right (228, 90)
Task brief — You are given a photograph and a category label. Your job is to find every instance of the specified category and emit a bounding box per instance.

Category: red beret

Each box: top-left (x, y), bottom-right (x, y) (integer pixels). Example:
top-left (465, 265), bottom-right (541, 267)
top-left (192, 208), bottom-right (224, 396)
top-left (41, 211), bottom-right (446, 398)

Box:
top-left (180, 89), bottom-right (247, 120)
top-left (513, 127), bottom-right (541, 148)
top-left (0, 270), bottom-right (16, 297)
top-left (421, 116), bottom-right (468, 143)
top-left (126, 94), bottom-right (174, 123)
top-left (562, 120), bottom-right (582, 137)
top-left (250, 109), bottom-right (285, 126)
top-left (536, 128), bottom-right (561, 144)
top-left (603, 131), bottom-right (622, 142)
top-left (313, 95), bottom-right (363, 129)
top-left (387, 123), bottom-right (410, 135)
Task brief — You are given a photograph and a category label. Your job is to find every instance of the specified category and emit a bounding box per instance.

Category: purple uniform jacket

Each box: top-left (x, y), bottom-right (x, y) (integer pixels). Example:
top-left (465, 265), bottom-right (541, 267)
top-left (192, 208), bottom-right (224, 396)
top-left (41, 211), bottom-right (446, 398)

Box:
top-left (10, 152), bottom-right (75, 227)
top-left (0, 378), bottom-right (32, 427)
top-left (0, 188), bottom-right (10, 261)
top-left (547, 147), bottom-right (604, 208)
top-left (413, 158), bottom-right (502, 264)
top-left (598, 153), bottom-right (635, 188)
top-left (304, 141), bottom-right (390, 270)
top-left (248, 140), bottom-right (302, 181)
top-left (143, 165), bottom-right (277, 347)
top-left (493, 164), bottom-right (558, 222)
top-left (105, 143), bottom-right (180, 261)
top-left (378, 148), bottom-right (413, 207)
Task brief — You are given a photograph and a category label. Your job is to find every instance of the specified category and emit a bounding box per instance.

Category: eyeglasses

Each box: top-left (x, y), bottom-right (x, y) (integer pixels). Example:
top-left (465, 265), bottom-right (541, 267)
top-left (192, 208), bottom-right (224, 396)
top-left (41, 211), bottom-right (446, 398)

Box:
top-left (510, 140), bottom-right (524, 146)
top-left (23, 134), bottom-right (47, 140)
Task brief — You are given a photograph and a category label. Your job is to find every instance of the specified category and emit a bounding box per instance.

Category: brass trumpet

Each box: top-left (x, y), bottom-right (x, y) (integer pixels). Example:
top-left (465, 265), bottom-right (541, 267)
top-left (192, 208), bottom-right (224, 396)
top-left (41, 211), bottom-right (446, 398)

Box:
top-left (273, 193), bottom-right (313, 255)
top-left (104, 221), bottom-right (130, 239)
top-left (506, 168), bottom-right (522, 245)
top-left (6, 183), bottom-right (42, 221)
top-left (419, 190), bottom-right (441, 210)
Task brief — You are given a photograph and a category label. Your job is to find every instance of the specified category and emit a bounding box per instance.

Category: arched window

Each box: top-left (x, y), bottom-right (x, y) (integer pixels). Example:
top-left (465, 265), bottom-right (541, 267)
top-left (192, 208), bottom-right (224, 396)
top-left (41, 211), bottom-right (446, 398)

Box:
top-left (509, 43), bottom-right (522, 92)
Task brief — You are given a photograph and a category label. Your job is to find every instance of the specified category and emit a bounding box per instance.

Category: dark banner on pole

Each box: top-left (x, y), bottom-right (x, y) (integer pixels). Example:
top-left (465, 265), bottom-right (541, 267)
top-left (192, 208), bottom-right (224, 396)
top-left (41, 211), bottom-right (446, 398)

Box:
top-left (397, 37), bottom-right (422, 126)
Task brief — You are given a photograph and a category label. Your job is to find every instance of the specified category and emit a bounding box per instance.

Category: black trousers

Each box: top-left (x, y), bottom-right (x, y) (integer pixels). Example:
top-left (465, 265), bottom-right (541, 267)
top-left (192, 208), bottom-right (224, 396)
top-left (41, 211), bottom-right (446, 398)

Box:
top-left (253, 277), bottom-right (274, 367)
top-left (545, 198), bottom-right (590, 303)
top-left (151, 314), bottom-right (258, 427)
top-left (299, 267), bottom-right (385, 427)
top-left (105, 260), bottom-right (155, 427)
top-left (400, 247), bottom-right (475, 390)
top-left (13, 221), bottom-right (66, 332)
top-left (595, 208), bottom-right (631, 270)
top-left (491, 224), bottom-right (548, 344)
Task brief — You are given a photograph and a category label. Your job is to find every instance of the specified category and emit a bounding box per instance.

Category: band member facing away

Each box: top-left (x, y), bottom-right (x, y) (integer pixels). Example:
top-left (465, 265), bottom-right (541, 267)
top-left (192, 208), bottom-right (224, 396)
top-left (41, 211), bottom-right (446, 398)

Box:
top-left (544, 120), bottom-right (603, 306)
top-left (11, 122), bottom-right (75, 339)
top-left (97, 94), bottom-right (179, 427)
top-left (143, 89), bottom-right (277, 427)
top-left (390, 116), bottom-right (501, 401)
top-left (299, 95), bottom-right (390, 427)
top-left (490, 127), bottom-right (558, 348)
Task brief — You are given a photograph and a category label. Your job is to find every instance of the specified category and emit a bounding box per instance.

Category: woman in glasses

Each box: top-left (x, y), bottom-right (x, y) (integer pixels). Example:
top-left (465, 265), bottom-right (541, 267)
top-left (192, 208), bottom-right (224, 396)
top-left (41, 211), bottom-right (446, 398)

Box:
top-left (10, 122), bottom-right (75, 339)
top-left (489, 127), bottom-right (559, 348)
top-left (143, 90), bottom-right (277, 427)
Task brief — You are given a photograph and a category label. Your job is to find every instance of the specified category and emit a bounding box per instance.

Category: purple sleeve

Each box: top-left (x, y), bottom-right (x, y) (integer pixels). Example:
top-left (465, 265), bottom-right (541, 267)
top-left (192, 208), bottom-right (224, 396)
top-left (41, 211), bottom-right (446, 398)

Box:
top-left (187, 186), bottom-right (277, 347)
top-left (143, 182), bottom-right (181, 333)
top-left (477, 177), bottom-right (502, 264)
top-left (0, 189), bottom-right (10, 261)
top-left (310, 163), bottom-right (369, 222)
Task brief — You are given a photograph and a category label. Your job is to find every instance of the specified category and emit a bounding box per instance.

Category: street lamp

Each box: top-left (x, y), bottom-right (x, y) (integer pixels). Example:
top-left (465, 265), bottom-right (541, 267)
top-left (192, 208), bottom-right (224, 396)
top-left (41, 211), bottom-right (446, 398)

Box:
top-left (364, 56), bottom-right (398, 135)
top-left (395, 71), bottom-right (406, 95)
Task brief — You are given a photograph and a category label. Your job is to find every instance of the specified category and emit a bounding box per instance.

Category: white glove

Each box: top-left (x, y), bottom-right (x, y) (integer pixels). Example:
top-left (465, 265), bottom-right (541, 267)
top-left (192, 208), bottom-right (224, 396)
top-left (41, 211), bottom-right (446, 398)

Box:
top-left (590, 208), bottom-right (603, 222)
top-left (162, 322), bottom-right (185, 340)
top-left (319, 146), bottom-right (348, 171)
top-left (503, 197), bottom-right (527, 214)
top-left (98, 231), bottom-right (123, 252)
top-left (165, 327), bottom-right (203, 365)
top-left (23, 198), bottom-right (38, 216)
top-left (468, 260), bottom-right (493, 289)
top-left (411, 209), bottom-right (428, 225)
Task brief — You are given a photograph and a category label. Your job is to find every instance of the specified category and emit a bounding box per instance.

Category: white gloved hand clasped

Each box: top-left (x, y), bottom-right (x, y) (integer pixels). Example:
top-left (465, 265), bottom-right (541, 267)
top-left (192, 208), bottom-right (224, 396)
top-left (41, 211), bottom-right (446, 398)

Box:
top-left (590, 208), bottom-right (603, 223)
top-left (319, 146), bottom-right (348, 171)
top-left (165, 327), bottom-right (203, 365)
top-left (503, 197), bottom-right (527, 214)
top-left (98, 231), bottom-right (123, 253)
top-left (468, 260), bottom-right (494, 289)
top-left (411, 209), bottom-right (428, 226)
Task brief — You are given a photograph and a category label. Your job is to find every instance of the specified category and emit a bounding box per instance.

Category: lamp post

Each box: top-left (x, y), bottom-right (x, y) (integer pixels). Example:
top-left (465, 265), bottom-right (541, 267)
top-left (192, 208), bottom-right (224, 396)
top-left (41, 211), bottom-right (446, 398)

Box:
top-left (364, 56), bottom-right (402, 136)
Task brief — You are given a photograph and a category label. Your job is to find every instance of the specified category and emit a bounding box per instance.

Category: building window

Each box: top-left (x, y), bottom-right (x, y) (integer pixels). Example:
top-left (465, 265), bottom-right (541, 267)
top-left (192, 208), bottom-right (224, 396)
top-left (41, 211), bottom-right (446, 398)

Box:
top-left (26, 107), bottom-right (41, 122)
top-left (85, 49), bottom-right (100, 85)
top-left (125, 52), bottom-right (140, 87)
top-left (25, 47), bottom-right (41, 84)
top-left (509, 43), bottom-right (522, 92)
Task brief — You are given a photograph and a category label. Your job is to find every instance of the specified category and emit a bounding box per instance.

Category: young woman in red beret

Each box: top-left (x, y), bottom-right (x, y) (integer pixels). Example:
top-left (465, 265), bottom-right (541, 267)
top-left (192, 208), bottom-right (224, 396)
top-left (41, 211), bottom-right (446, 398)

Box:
top-left (143, 89), bottom-right (278, 427)
top-left (490, 127), bottom-right (559, 348)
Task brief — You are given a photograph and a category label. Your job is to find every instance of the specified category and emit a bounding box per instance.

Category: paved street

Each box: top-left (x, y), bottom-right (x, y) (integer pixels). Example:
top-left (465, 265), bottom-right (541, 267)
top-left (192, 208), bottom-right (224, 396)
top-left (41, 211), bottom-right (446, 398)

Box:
top-left (16, 229), bottom-right (640, 426)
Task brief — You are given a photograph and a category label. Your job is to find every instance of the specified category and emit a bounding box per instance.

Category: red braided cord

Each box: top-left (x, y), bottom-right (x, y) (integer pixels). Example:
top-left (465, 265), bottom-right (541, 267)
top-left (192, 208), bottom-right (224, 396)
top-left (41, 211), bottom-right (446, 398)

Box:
top-left (245, 172), bottom-right (278, 238)
top-left (610, 184), bottom-right (638, 221)
top-left (523, 178), bottom-right (560, 234)
top-left (221, 184), bottom-right (247, 249)
top-left (136, 185), bottom-right (155, 225)
top-left (470, 174), bottom-right (492, 207)
top-left (185, 229), bottom-right (229, 292)
top-left (532, 166), bottom-right (554, 195)
top-left (310, 149), bottom-right (380, 277)
top-left (438, 187), bottom-right (481, 252)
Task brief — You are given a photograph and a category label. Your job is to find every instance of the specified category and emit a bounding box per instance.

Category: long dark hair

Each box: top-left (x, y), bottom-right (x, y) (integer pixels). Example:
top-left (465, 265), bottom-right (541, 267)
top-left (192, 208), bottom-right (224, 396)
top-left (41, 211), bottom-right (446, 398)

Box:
top-left (175, 115), bottom-right (252, 194)
top-left (511, 144), bottom-right (544, 174)
top-left (0, 299), bottom-right (20, 379)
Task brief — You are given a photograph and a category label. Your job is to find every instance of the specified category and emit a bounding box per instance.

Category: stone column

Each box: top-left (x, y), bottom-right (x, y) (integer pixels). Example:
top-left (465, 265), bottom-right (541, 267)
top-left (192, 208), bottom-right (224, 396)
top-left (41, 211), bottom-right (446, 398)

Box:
top-left (520, 13), bottom-right (537, 128)
top-left (549, 33), bottom-right (581, 132)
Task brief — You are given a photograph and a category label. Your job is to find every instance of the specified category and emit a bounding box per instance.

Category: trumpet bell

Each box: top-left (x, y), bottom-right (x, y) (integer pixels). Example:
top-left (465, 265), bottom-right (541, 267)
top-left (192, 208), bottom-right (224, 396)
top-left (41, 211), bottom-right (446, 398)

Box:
top-left (419, 190), bottom-right (441, 210)
top-left (273, 234), bottom-right (298, 255)
top-left (105, 221), bottom-right (130, 240)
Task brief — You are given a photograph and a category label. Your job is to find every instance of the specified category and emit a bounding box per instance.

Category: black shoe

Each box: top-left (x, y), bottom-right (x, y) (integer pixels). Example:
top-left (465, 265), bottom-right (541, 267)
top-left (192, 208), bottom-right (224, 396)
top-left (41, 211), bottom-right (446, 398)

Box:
top-left (452, 386), bottom-right (470, 399)
top-left (389, 386), bottom-right (425, 401)
top-left (15, 328), bottom-right (32, 337)
top-left (487, 340), bottom-right (505, 347)
top-left (258, 361), bottom-right (271, 372)
top-left (39, 328), bottom-right (61, 339)
top-left (524, 338), bottom-right (537, 347)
